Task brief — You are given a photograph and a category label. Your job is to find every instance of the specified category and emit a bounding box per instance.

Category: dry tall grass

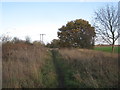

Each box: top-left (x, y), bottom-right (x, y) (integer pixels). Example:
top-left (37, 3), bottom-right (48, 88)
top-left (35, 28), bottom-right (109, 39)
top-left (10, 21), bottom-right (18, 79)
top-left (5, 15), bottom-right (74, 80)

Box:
top-left (2, 42), bottom-right (58, 88)
top-left (58, 48), bottom-right (119, 88)
top-left (2, 42), bottom-right (119, 88)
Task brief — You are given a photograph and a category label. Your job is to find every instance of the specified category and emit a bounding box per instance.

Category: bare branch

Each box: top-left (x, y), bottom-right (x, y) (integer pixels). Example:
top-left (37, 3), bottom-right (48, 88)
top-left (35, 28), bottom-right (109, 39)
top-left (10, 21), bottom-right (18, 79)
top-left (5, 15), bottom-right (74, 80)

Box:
top-left (94, 4), bottom-right (119, 46)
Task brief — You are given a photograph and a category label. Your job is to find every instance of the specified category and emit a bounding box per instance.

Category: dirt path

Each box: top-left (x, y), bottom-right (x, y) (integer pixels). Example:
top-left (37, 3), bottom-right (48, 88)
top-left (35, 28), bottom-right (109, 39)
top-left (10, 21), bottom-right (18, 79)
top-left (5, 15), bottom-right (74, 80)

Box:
top-left (51, 50), bottom-right (65, 88)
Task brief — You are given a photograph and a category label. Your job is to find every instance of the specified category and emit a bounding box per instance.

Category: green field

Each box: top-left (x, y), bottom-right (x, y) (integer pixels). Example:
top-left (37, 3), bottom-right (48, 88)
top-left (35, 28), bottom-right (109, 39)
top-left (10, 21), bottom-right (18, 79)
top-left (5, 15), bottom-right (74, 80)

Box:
top-left (94, 46), bottom-right (120, 53)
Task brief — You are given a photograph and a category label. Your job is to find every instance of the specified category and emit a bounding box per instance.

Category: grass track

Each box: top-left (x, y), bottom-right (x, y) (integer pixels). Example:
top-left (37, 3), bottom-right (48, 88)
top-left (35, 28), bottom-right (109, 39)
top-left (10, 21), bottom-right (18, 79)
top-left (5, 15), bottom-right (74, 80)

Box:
top-left (51, 50), bottom-right (65, 88)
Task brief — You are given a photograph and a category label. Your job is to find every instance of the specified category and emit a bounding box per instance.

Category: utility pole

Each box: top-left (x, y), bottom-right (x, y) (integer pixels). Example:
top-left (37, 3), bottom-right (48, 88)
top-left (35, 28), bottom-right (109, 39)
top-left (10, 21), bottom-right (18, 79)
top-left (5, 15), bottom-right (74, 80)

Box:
top-left (40, 34), bottom-right (45, 44)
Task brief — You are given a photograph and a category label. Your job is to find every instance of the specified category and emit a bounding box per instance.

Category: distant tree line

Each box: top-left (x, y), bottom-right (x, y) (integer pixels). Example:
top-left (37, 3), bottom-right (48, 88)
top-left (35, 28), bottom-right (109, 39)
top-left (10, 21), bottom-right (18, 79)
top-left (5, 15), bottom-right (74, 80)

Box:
top-left (0, 35), bottom-right (45, 47)
top-left (0, 35), bottom-right (31, 44)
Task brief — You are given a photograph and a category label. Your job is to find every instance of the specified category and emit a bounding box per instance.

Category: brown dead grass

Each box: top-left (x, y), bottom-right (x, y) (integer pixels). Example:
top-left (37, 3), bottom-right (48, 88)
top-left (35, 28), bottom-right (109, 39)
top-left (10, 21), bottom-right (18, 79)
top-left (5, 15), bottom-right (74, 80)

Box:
top-left (2, 43), bottom-right (58, 88)
top-left (58, 48), bottom-right (119, 88)
top-left (2, 43), bottom-right (119, 88)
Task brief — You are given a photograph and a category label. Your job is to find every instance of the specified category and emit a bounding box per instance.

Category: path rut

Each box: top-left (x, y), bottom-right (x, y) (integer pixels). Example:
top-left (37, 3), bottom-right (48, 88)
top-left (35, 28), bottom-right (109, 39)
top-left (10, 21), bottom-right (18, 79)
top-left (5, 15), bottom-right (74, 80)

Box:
top-left (51, 50), bottom-right (65, 88)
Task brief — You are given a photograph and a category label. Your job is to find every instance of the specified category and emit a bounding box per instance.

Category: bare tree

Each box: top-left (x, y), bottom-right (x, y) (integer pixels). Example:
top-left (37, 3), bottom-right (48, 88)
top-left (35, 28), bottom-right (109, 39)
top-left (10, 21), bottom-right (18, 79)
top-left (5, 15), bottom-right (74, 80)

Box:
top-left (118, 1), bottom-right (120, 45)
top-left (94, 4), bottom-right (120, 52)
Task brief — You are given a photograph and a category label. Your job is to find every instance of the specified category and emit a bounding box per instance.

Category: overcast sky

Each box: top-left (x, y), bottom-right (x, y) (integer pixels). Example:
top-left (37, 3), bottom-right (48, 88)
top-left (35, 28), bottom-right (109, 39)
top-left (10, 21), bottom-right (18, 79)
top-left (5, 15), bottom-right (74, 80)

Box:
top-left (0, 1), bottom-right (119, 44)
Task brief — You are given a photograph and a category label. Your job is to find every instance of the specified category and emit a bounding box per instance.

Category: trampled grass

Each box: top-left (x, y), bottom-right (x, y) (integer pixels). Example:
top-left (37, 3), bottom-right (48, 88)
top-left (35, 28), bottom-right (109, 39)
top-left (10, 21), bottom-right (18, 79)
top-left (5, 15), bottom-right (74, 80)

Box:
top-left (94, 46), bottom-right (120, 53)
